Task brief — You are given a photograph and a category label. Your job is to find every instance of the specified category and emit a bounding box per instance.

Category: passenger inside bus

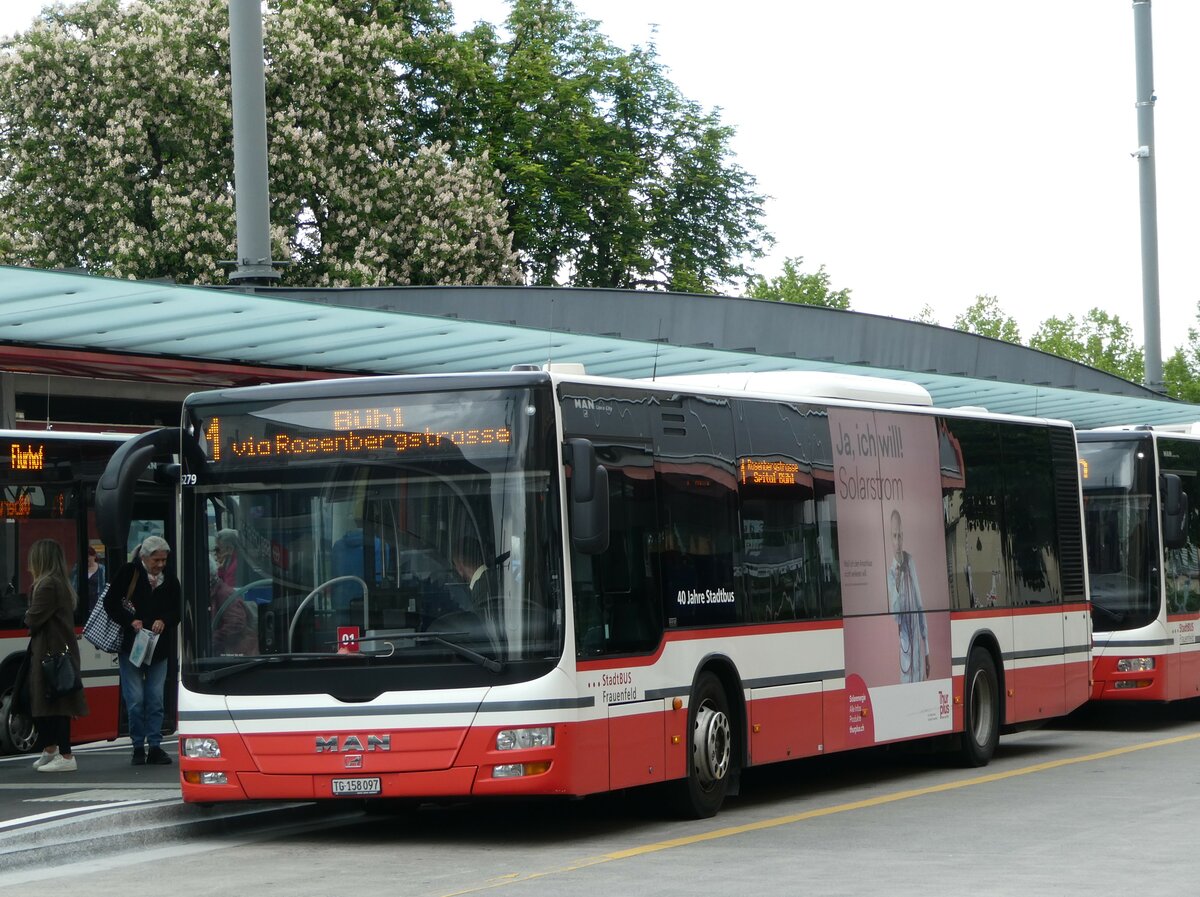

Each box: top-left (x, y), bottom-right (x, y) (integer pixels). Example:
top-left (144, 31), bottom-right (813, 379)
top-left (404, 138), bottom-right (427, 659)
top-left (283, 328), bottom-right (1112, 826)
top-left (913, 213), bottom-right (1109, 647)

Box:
top-left (208, 558), bottom-right (258, 656)
top-left (214, 529), bottom-right (240, 589)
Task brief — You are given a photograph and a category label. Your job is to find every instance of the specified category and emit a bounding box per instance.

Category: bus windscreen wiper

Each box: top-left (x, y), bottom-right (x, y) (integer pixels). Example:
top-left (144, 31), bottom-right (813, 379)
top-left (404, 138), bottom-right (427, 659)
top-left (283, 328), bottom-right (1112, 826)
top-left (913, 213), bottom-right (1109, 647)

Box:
top-left (1089, 600), bottom-right (1125, 624)
top-left (357, 631), bottom-right (505, 673)
top-left (414, 631), bottom-right (505, 673)
top-left (196, 653), bottom-right (340, 684)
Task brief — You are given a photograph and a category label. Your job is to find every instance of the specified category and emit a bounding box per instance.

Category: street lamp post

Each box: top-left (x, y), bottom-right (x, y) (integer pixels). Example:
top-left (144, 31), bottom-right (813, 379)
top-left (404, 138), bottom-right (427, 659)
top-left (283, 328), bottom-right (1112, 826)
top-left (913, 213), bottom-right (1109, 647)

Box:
top-left (227, 0), bottom-right (281, 285)
top-left (1133, 0), bottom-right (1162, 392)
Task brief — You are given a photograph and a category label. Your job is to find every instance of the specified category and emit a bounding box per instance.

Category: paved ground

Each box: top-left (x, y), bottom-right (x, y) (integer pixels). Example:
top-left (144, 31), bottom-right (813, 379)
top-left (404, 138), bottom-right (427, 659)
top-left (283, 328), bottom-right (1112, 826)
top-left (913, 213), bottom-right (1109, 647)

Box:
top-left (0, 738), bottom-right (181, 833)
top-left (0, 739), bottom-right (336, 876)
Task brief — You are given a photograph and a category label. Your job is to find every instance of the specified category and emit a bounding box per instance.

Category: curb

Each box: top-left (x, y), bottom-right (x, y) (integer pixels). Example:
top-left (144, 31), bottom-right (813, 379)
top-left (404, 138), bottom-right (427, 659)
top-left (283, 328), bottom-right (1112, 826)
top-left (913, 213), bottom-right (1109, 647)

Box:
top-left (0, 799), bottom-right (346, 873)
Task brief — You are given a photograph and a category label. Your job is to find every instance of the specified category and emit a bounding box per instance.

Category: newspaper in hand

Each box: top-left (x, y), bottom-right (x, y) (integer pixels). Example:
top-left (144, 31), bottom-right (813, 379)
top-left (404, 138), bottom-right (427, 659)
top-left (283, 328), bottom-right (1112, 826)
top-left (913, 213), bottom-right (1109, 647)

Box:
top-left (129, 628), bottom-right (160, 667)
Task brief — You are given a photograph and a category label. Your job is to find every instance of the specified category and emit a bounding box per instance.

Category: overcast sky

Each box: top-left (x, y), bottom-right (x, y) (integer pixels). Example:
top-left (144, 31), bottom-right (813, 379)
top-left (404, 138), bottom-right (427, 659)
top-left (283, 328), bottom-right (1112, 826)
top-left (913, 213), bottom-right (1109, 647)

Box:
top-left (4, 1), bottom-right (1198, 357)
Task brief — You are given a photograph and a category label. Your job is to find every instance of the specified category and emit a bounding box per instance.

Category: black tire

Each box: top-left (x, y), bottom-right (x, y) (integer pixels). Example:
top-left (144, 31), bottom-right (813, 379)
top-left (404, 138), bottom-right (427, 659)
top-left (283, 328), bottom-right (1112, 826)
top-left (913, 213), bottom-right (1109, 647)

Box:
top-left (0, 688), bottom-right (38, 755)
top-left (959, 645), bottom-right (1000, 767)
top-left (670, 671), bottom-right (735, 819)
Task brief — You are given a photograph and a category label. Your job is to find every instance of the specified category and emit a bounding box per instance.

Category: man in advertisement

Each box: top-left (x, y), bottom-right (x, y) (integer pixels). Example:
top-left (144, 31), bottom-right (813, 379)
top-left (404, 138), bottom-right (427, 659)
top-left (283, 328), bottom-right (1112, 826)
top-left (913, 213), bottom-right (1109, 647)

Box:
top-left (887, 509), bottom-right (929, 683)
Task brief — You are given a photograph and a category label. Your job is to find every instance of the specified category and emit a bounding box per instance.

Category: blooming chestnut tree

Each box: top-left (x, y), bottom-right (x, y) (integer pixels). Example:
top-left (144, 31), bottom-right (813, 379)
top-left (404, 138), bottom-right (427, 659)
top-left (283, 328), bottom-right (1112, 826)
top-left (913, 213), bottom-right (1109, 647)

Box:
top-left (0, 0), bottom-right (521, 286)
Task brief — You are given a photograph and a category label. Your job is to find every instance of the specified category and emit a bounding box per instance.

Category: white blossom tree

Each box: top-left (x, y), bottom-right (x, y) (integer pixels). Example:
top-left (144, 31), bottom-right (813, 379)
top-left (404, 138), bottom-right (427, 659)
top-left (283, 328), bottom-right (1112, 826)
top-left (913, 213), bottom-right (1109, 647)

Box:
top-left (0, 0), bottom-right (521, 286)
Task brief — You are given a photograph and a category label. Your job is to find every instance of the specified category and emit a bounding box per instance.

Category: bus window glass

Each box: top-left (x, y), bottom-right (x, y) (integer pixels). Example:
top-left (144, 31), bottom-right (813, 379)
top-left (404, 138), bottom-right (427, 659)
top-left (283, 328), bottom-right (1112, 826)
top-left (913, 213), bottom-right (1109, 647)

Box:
top-left (1159, 438), bottom-right (1200, 614)
top-left (654, 397), bottom-right (738, 628)
top-left (1079, 438), bottom-right (1157, 629)
top-left (1002, 426), bottom-right (1060, 606)
top-left (570, 445), bottom-right (662, 656)
top-left (941, 419), bottom-right (1009, 610)
top-left (185, 387), bottom-right (563, 683)
top-left (0, 484), bottom-right (79, 627)
top-left (733, 400), bottom-right (837, 622)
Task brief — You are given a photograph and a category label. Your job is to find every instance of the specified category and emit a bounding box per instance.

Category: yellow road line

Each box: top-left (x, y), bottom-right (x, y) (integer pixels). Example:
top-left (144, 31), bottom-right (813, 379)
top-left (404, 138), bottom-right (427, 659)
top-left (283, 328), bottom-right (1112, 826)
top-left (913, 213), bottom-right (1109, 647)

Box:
top-left (441, 731), bottom-right (1200, 895)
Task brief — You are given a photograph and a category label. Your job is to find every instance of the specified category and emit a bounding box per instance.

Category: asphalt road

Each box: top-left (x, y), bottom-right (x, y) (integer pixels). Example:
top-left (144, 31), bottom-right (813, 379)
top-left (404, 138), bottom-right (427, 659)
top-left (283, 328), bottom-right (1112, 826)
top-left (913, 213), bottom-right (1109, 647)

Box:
top-left (2, 701), bottom-right (1199, 896)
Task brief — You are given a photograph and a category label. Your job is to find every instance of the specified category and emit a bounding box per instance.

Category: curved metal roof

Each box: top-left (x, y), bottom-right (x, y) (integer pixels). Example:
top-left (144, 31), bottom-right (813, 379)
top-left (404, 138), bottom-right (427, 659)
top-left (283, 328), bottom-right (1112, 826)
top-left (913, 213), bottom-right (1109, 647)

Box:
top-left (1, 264), bottom-right (1195, 430)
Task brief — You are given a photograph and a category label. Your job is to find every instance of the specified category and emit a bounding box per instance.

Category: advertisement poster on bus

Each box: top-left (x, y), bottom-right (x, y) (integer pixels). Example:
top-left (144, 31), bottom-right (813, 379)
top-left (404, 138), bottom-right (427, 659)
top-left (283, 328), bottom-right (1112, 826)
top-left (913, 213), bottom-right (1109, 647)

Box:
top-left (830, 408), bottom-right (952, 744)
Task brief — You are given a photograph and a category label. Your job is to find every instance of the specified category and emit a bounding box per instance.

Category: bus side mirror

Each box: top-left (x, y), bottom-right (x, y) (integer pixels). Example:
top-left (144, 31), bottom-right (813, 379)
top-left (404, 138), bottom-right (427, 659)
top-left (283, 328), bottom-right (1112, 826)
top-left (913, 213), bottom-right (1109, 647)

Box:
top-left (96, 428), bottom-right (180, 549)
top-left (565, 438), bottom-right (609, 555)
top-left (1161, 473), bottom-right (1188, 550)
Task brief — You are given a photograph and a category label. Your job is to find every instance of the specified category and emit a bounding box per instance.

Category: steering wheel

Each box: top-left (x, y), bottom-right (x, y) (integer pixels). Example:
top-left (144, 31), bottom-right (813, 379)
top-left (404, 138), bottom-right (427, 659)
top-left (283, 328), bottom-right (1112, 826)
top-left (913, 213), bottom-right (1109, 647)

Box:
top-left (287, 576), bottom-right (369, 652)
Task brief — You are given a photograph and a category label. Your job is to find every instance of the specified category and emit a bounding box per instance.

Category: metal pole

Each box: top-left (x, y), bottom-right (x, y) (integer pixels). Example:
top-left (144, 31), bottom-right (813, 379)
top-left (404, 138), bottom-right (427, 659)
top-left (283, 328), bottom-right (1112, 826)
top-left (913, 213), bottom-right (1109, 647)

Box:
top-left (228, 0), bottom-right (280, 284)
top-left (1133, 0), bottom-right (1162, 392)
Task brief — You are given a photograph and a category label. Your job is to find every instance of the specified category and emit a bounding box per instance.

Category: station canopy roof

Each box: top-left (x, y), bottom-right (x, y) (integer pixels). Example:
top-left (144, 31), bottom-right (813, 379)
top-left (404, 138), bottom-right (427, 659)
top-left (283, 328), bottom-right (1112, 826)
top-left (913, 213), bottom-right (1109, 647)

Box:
top-left (2, 265), bottom-right (1197, 431)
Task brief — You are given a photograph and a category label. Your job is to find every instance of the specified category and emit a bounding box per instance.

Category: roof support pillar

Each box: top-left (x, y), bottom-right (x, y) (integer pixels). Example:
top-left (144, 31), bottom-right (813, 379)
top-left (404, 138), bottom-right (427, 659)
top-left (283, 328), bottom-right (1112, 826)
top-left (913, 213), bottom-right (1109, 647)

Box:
top-left (0, 374), bottom-right (14, 429)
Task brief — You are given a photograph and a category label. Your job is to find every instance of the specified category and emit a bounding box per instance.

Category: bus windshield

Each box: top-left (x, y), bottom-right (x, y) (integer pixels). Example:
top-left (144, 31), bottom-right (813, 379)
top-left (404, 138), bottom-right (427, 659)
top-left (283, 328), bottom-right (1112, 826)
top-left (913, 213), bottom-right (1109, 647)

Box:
top-left (182, 385), bottom-right (564, 689)
top-left (1079, 439), bottom-right (1157, 631)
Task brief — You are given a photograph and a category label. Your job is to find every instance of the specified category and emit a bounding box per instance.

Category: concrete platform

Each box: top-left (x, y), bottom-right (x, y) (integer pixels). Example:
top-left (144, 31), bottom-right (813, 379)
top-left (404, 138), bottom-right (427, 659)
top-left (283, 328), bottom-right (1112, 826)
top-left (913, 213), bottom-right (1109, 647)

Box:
top-left (0, 738), bottom-right (181, 832)
top-left (0, 738), bottom-right (337, 875)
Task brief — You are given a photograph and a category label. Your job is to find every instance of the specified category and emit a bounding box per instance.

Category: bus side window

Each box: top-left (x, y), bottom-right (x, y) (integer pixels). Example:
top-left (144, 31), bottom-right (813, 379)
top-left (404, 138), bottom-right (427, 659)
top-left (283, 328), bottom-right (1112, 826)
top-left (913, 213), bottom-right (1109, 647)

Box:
top-left (571, 446), bottom-right (661, 657)
top-left (1165, 441), bottom-right (1200, 614)
top-left (0, 531), bottom-right (20, 629)
top-left (943, 419), bottom-right (1010, 610)
top-left (655, 398), bottom-right (739, 629)
top-left (1003, 426), bottom-right (1058, 606)
top-left (732, 399), bottom-right (838, 622)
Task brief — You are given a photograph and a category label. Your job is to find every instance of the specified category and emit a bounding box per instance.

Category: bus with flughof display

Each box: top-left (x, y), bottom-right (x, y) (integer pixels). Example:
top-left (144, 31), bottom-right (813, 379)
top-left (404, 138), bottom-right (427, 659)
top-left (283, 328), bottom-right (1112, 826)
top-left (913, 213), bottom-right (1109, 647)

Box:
top-left (0, 429), bottom-right (173, 754)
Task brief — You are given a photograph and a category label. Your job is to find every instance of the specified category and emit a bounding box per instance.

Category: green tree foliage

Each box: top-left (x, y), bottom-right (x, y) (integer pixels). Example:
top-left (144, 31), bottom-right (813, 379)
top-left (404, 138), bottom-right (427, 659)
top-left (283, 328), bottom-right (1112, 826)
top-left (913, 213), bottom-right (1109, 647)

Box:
top-left (952, 295), bottom-right (1021, 343)
top-left (1029, 308), bottom-right (1145, 383)
top-left (0, 0), bottom-right (522, 286)
top-left (1163, 303), bottom-right (1200, 402)
top-left (0, 0), bottom-right (769, 291)
top-left (266, 0), bottom-right (522, 286)
top-left (745, 256), bottom-right (850, 309)
top-left (1163, 349), bottom-right (1200, 402)
top-left (0, 0), bottom-right (235, 280)
top-left (455, 0), bottom-right (772, 290)
top-left (914, 304), bottom-right (940, 325)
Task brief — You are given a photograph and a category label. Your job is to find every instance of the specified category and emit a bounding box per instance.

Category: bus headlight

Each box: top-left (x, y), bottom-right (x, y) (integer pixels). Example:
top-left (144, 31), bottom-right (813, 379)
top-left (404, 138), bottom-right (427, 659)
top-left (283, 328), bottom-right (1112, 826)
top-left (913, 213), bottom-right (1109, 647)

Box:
top-left (496, 727), bottom-right (554, 751)
top-left (1115, 657), bottom-right (1155, 672)
top-left (182, 737), bottom-right (222, 759)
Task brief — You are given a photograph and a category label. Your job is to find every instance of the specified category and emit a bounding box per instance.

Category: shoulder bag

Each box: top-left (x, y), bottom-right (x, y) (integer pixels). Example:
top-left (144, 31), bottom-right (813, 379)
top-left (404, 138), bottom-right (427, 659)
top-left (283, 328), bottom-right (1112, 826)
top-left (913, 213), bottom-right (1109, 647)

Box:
top-left (41, 648), bottom-right (82, 700)
top-left (83, 568), bottom-right (138, 653)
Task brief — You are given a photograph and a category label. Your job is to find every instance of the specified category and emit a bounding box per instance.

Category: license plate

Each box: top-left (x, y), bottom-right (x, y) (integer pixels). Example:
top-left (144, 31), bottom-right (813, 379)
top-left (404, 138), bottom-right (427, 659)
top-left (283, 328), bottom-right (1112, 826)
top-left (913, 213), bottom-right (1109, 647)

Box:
top-left (332, 777), bottom-right (381, 796)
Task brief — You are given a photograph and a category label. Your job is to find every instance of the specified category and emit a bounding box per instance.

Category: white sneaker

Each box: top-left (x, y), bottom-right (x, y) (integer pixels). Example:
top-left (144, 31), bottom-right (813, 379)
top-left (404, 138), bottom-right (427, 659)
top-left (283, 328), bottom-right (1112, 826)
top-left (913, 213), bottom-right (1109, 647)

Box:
top-left (37, 754), bottom-right (77, 773)
top-left (31, 750), bottom-right (58, 769)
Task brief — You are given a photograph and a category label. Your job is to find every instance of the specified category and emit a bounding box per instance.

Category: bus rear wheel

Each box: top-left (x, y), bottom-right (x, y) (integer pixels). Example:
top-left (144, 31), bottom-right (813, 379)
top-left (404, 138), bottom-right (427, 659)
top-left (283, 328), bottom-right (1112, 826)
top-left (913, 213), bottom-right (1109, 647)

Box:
top-left (671, 671), bottom-right (734, 819)
top-left (0, 688), bottom-right (38, 755)
top-left (959, 645), bottom-right (999, 767)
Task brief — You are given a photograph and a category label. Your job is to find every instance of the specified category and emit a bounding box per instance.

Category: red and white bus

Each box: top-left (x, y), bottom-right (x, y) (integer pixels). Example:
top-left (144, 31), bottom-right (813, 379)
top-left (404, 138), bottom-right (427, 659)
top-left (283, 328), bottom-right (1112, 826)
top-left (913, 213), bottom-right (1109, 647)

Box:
top-left (1079, 426), bottom-right (1200, 701)
top-left (99, 368), bottom-right (1090, 816)
top-left (0, 429), bottom-right (174, 753)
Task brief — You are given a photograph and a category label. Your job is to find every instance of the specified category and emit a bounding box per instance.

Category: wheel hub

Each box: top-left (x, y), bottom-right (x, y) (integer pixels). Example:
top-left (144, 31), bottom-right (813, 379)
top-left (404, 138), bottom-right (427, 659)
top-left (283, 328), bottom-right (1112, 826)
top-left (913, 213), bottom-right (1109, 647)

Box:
top-left (692, 703), bottom-right (731, 785)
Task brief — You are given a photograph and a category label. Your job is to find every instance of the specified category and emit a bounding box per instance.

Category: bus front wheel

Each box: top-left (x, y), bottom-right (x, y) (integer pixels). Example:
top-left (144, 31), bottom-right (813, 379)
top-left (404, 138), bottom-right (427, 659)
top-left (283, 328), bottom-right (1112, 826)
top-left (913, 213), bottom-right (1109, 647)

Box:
top-left (671, 671), bottom-right (734, 819)
top-left (959, 645), bottom-right (999, 767)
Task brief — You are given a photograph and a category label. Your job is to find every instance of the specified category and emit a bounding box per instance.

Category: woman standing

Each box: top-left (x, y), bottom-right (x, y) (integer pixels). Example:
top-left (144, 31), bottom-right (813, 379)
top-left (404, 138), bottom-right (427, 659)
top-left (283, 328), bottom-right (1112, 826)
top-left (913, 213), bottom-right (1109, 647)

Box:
top-left (25, 539), bottom-right (88, 772)
top-left (106, 534), bottom-right (179, 766)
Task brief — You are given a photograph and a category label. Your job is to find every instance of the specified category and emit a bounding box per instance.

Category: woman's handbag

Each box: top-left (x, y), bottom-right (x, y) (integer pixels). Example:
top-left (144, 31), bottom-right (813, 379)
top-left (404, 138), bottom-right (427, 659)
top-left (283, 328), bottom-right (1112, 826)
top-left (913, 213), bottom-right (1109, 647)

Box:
top-left (41, 649), bottom-right (81, 700)
top-left (83, 585), bottom-right (123, 653)
top-left (83, 570), bottom-right (138, 653)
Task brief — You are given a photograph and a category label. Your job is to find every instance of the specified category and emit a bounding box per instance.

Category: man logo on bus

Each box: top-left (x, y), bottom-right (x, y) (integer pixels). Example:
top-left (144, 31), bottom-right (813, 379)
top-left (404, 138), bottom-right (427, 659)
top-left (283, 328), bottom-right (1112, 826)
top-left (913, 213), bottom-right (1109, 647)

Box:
top-left (315, 735), bottom-right (392, 752)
